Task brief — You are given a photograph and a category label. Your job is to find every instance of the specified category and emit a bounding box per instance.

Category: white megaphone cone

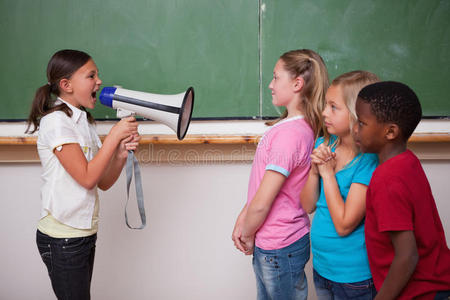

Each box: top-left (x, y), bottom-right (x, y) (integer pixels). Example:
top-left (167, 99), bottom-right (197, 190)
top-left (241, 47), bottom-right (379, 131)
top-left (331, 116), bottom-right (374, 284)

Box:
top-left (99, 86), bottom-right (194, 140)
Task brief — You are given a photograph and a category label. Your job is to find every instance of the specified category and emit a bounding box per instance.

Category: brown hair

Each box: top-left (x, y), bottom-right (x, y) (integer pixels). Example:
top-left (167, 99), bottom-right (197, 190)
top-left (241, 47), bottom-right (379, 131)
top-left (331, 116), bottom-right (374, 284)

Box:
top-left (25, 49), bottom-right (95, 133)
top-left (266, 49), bottom-right (329, 138)
top-left (324, 70), bottom-right (380, 144)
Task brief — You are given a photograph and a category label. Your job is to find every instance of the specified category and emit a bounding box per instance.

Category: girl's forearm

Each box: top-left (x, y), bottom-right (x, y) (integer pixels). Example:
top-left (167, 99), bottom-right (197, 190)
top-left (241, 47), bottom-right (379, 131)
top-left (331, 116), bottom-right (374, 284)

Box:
top-left (97, 151), bottom-right (127, 191)
top-left (241, 203), bottom-right (270, 238)
top-left (236, 205), bottom-right (248, 225)
top-left (322, 172), bottom-right (368, 236)
top-left (321, 172), bottom-right (348, 235)
top-left (72, 117), bottom-right (137, 189)
top-left (56, 136), bottom-right (121, 190)
top-left (83, 135), bottom-right (121, 188)
top-left (241, 170), bottom-right (285, 238)
top-left (300, 170), bottom-right (320, 213)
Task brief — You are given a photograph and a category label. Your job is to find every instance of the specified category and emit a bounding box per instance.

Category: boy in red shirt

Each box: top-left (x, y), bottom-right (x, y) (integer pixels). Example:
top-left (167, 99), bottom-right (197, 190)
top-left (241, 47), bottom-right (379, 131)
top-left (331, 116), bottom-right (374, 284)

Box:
top-left (353, 81), bottom-right (450, 299)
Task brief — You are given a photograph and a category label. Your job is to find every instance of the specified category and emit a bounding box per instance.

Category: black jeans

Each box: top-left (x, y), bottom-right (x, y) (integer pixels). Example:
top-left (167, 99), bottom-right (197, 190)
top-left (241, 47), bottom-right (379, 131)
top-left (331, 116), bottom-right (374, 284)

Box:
top-left (36, 230), bottom-right (97, 300)
top-left (435, 290), bottom-right (450, 300)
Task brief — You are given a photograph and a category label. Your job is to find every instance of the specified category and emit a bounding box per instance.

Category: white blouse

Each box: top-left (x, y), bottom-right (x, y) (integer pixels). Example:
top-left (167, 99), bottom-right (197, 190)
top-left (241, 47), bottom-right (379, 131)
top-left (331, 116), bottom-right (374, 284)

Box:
top-left (37, 98), bottom-right (102, 229)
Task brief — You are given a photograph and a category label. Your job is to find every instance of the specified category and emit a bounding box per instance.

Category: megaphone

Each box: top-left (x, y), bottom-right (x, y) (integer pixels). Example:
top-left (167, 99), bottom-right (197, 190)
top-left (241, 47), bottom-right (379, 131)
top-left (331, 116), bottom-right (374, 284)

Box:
top-left (99, 86), bottom-right (194, 140)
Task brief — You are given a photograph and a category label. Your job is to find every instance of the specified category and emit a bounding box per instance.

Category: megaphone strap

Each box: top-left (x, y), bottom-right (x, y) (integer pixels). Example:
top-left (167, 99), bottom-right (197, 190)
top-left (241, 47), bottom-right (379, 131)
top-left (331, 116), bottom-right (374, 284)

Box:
top-left (125, 151), bottom-right (146, 229)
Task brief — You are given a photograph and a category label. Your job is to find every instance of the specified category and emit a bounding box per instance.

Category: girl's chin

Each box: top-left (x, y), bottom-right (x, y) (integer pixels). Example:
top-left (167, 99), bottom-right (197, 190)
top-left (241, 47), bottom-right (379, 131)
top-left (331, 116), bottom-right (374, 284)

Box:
top-left (85, 100), bottom-right (96, 109)
top-left (325, 128), bottom-right (335, 135)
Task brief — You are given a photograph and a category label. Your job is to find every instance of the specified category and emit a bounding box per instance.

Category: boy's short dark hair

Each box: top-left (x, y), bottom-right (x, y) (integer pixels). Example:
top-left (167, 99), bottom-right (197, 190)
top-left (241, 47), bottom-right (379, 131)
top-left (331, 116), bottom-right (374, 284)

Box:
top-left (358, 81), bottom-right (422, 141)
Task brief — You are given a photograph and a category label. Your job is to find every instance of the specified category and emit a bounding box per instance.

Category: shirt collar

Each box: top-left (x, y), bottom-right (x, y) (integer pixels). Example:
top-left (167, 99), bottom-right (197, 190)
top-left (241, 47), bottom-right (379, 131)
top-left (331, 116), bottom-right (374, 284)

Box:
top-left (56, 97), bottom-right (86, 123)
top-left (271, 115), bottom-right (304, 129)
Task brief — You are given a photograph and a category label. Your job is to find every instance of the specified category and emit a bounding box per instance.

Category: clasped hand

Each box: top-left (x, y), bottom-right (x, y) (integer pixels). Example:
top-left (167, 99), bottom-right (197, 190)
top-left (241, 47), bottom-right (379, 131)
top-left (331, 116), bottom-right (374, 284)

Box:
top-left (232, 220), bottom-right (255, 255)
top-left (311, 144), bottom-right (336, 177)
top-left (233, 233), bottom-right (255, 256)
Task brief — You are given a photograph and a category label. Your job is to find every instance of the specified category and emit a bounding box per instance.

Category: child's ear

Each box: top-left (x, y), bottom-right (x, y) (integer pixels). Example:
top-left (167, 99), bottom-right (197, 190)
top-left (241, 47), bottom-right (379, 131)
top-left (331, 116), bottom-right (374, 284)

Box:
top-left (59, 78), bottom-right (72, 93)
top-left (385, 123), bottom-right (400, 141)
top-left (293, 77), bottom-right (304, 92)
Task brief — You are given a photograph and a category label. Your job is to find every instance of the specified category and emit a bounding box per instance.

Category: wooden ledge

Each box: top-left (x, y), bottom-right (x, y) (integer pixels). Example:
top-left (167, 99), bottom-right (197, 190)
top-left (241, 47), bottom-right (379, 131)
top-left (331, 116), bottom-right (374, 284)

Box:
top-left (2, 134), bottom-right (450, 162)
top-left (0, 136), bottom-right (38, 145)
top-left (407, 133), bottom-right (450, 143)
top-left (1, 133), bottom-right (450, 145)
top-left (0, 134), bottom-right (261, 145)
top-left (139, 134), bottom-right (260, 144)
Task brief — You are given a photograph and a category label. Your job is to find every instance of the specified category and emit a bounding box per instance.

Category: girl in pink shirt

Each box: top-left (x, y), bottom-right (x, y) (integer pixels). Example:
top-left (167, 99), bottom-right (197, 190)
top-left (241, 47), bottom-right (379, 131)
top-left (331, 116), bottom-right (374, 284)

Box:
top-left (232, 49), bottom-right (329, 300)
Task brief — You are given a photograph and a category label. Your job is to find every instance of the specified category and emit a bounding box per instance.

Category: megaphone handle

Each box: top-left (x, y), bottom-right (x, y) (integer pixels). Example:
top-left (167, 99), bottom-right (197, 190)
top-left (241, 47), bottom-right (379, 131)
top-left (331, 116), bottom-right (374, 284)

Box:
top-left (125, 150), bottom-right (146, 229)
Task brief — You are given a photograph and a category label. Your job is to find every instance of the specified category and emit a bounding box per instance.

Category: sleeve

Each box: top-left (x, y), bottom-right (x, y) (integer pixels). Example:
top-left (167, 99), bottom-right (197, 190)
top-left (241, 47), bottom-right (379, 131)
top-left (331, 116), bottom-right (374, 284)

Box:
top-left (265, 129), bottom-right (313, 177)
top-left (39, 113), bottom-right (79, 151)
top-left (371, 176), bottom-right (414, 233)
top-left (352, 153), bottom-right (379, 186)
top-left (96, 134), bottom-right (102, 148)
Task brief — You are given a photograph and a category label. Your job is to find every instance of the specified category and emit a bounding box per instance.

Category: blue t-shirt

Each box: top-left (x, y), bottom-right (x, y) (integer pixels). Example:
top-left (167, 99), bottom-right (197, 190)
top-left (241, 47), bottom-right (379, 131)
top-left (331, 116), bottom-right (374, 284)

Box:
top-left (310, 135), bottom-right (378, 283)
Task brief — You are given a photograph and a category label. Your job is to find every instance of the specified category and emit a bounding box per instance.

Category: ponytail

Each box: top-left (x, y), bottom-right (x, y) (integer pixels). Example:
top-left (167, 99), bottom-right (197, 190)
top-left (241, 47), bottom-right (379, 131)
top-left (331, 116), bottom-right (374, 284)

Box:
top-left (25, 83), bottom-right (72, 133)
top-left (301, 55), bottom-right (329, 139)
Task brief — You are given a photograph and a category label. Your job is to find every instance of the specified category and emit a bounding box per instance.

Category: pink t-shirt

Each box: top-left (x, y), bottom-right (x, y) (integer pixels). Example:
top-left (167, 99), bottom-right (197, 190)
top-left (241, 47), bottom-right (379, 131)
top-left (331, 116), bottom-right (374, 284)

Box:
top-left (247, 116), bottom-right (314, 250)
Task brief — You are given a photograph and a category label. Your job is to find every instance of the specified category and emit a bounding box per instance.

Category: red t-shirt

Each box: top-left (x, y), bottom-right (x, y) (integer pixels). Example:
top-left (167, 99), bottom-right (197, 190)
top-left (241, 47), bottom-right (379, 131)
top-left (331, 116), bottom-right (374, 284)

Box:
top-left (365, 150), bottom-right (450, 299)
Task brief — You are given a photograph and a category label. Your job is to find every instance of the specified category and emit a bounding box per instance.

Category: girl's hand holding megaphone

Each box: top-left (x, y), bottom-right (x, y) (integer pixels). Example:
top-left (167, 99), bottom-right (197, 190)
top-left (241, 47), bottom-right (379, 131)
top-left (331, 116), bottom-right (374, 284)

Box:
top-left (110, 116), bottom-right (139, 141)
top-left (109, 116), bottom-right (140, 159)
top-left (124, 133), bottom-right (141, 151)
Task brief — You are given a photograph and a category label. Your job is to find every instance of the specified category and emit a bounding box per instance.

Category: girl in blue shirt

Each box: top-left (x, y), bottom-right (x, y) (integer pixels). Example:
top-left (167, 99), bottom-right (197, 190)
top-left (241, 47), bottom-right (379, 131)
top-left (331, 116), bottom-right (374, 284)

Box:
top-left (300, 71), bottom-right (379, 299)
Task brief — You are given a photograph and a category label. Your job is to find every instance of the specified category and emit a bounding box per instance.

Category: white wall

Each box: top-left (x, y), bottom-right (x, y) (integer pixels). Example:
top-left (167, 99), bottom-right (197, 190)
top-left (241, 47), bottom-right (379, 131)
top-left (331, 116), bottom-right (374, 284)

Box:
top-left (0, 159), bottom-right (449, 300)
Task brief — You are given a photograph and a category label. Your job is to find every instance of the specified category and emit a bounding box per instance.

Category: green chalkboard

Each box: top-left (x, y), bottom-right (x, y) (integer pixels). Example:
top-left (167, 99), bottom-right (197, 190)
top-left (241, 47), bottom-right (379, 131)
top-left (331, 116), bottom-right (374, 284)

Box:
top-left (261, 0), bottom-right (450, 117)
top-left (0, 0), bottom-right (449, 120)
top-left (0, 0), bottom-right (259, 119)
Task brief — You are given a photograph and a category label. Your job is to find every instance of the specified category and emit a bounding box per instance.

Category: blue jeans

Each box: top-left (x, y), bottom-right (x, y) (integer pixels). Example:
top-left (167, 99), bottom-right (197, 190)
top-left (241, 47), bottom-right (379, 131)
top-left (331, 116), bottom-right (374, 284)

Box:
top-left (313, 269), bottom-right (376, 300)
top-left (36, 230), bottom-right (97, 300)
top-left (435, 290), bottom-right (450, 299)
top-left (253, 233), bottom-right (310, 300)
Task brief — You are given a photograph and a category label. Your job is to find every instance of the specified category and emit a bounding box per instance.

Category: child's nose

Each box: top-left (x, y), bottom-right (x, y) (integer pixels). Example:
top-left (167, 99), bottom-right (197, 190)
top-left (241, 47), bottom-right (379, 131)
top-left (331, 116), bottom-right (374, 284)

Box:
top-left (352, 123), bottom-right (359, 135)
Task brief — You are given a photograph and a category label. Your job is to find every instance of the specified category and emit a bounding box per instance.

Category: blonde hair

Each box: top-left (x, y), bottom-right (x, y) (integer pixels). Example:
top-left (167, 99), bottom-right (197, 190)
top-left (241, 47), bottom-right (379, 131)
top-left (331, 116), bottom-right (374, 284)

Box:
top-left (323, 70), bottom-right (380, 145)
top-left (266, 49), bottom-right (329, 138)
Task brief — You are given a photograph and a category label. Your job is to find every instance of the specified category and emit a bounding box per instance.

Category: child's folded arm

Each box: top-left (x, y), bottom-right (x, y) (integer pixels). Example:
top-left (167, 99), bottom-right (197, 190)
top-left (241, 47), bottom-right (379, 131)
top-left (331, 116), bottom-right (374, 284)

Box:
top-left (241, 170), bottom-right (286, 238)
top-left (321, 173), bottom-right (368, 236)
top-left (300, 166), bottom-right (320, 214)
